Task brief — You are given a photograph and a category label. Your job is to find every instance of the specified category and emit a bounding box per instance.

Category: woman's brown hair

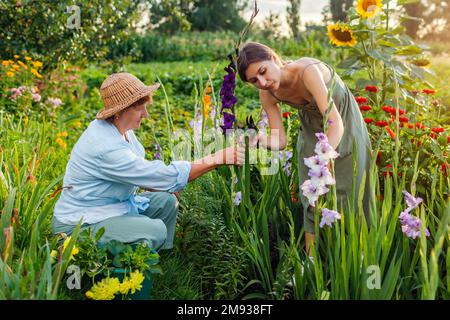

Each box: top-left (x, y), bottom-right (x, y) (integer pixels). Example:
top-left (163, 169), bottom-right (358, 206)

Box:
top-left (237, 42), bottom-right (285, 82)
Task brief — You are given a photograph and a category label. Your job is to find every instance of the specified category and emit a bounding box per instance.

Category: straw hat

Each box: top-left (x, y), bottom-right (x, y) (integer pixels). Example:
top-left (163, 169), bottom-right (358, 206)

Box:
top-left (96, 73), bottom-right (160, 120)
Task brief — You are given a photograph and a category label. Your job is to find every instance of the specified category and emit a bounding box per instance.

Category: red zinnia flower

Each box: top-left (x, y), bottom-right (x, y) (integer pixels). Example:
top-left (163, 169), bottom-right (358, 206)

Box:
top-left (375, 120), bottom-right (389, 127)
top-left (364, 118), bottom-right (374, 124)
top-left (407, 124), bottom-right (414, 129)
top-left (422, 89), bottom-right (436, 95)
top-left (385, 126), bottom-right (396, 139)
top-left (399, 116), bottom-right (409, 123)
top-left (431, 127), bottom-right (444, 133)
top-left (415, 123), bottom-right (426, 130)
top-left (382, 105), bottom-right (393, 113)
top-left (359, 105), bottom-right (372, 111)
top-left (283, 112), bottom-right (292, 119)
top-left (355, 96), bottom-right (368, 104)
top-left (365, 85), bottom-right (378, 93)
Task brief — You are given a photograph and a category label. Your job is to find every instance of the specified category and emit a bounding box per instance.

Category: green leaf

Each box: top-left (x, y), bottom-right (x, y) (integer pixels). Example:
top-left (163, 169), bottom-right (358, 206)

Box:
top-left (397, 0), bottom-right (420, 5)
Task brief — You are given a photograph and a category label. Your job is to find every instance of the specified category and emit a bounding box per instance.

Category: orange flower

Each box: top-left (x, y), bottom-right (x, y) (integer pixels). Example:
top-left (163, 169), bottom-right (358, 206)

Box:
top-left (385, 126), bottom-right (396, 139)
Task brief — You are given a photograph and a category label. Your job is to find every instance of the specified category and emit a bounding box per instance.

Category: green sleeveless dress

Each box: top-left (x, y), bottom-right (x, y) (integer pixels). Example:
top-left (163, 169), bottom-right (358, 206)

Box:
top-left (270, 61), bottom-right (373, 233)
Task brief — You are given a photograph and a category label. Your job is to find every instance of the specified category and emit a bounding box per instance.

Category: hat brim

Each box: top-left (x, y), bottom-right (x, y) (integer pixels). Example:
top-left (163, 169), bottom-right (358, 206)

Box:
top-left (96, 83), bottom-right (160, 120)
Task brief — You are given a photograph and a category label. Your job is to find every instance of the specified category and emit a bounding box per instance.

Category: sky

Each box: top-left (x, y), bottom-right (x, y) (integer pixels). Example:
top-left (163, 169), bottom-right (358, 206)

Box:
top-left (244, 0), bottom-right (329, 33)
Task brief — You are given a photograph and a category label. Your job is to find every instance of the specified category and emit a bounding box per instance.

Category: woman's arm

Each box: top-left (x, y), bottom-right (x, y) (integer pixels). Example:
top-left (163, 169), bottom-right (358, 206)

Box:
top-left (302, 64), bottom-right (344, 150)
top-left (258, 90), bottom-right (287, 151)
top-left (188, 146), bottom-right (245, 182)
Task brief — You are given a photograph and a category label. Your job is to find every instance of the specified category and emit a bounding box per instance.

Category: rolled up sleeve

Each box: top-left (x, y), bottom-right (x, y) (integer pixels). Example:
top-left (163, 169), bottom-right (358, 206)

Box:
top-left (98, 147), bottom-right (191, 192)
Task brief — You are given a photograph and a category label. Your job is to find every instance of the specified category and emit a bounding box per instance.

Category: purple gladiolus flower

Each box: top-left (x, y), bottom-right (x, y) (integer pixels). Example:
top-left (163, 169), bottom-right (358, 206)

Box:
top-left (320, 208), bottom-right (341, 228)
top-left (284, 162), bottom-right (291, 176)
top-left (233, 191), bottom-right (242, 206)
top-left (314, 141), bottom-right (339, 161)
top-left (315, 132), bottom-right (328, 143)
top-left (220, 112), bottom-right (235, 131)
top-left (308, 165), bottom-right (336, 186)
top-left (402, 190), bottom-right (423, 210)
top-left (304, 155), bottom-right (327, 170)
top-left (301, 179), bottom-right (329, 207)
top-left (399, 190), bottom-right (429, 239)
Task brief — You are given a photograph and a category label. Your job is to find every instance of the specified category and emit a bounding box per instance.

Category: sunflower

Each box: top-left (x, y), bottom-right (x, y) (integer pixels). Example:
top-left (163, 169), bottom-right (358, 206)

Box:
top-left (327, 23), bottom-right (357, 47)
top-left (356, 0), bottom-right (382, 19)
top-left (411, 58), bottom-right (431, 68)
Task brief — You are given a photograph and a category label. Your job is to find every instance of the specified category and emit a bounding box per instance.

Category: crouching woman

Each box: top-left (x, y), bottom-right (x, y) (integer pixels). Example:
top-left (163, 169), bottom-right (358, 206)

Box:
top-left (52, 73), bottom-right (244, 250)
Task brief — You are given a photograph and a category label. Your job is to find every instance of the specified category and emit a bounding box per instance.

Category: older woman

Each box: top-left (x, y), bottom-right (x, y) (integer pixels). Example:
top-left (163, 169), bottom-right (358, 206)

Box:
top-left (53, 73), bottom-right (244, 250)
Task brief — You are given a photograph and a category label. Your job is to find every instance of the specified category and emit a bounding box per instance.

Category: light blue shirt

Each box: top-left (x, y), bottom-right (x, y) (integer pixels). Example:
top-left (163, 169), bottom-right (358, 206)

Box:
top-left (53, 119), bottom-right (191, 225)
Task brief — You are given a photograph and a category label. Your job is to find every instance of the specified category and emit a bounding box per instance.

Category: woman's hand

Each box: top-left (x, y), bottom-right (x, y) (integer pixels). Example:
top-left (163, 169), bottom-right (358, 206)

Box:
top-left (215, 146), bottom-right (245, 165)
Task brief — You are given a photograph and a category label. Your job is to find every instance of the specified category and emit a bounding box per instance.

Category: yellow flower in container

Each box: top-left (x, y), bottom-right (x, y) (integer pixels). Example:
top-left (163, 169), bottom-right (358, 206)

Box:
top-left (6, 71), bottom-right (14, 77)
top-left (86, 277), bottom-right (121, 300)
top-left (327, 23), bottom-right (357, 47)
top-left (25, 56), bottom-right (32, 61)
top-left (2, 60), bottom-right (10, 67)
top-left (12, 64), bottom-right (20, 71)
top-left (356, 0), bottom-right (382, 19)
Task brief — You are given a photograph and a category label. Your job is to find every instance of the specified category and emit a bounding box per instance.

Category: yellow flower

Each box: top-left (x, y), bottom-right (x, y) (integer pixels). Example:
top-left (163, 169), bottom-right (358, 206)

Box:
top-left (31, 68), bottom-right (43, 78)
top-left (57, 131), bottom-right (68, 137)
top-left (327, 23), bottom-right (357, 47)
top-left (25, 56), bottom-right (32, 61)
top-left (55, 138), bottom-right (67, 149)
top-left (72, 121), bottom-right (82, 128)
top-left (6, 71), bottom-right (14, 77)
top-left (2, 60), bottom-right (9, 67)
top-left (356, 0), bottom-right (382, 19)
top-left (50, 250), bottom-right (58, 263)
top-left (34, 86), bottom-right (39, 93)
top-left (14, 54), bottom-right (19, 59)
top-left (128, 271), bottom-right (144, 294)
top-left (12, 64), bottom-right (20, 71)
top-left (32, 61), bottom-right (43, 68)
top-left (86, 277), bottom-right (121, 300)
top-left (62, 236), bottom-right (79, 259)
top-left (17, 60), bottom-right (28, 70)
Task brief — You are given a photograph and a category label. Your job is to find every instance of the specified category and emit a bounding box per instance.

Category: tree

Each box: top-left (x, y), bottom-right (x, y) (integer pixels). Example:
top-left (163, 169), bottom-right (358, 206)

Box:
top-left (261, 11), bottom-right (282, 41)
top-left (402, 2), bottom-right (425, 39)
top-left (286, 0), bottom-right (301, 39)
top-left (147, 0), bottom-right (249, 33)
top-left (329, 0), bottom-right (353, 22)
top-left (188, 0), bottom-right (249, 32)
top-left (0, 0), bottom-right (143, 70)
top-left (402, 0), bottom-right (450, 40)
top-left (148, 0), bottom-right (192, 34)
